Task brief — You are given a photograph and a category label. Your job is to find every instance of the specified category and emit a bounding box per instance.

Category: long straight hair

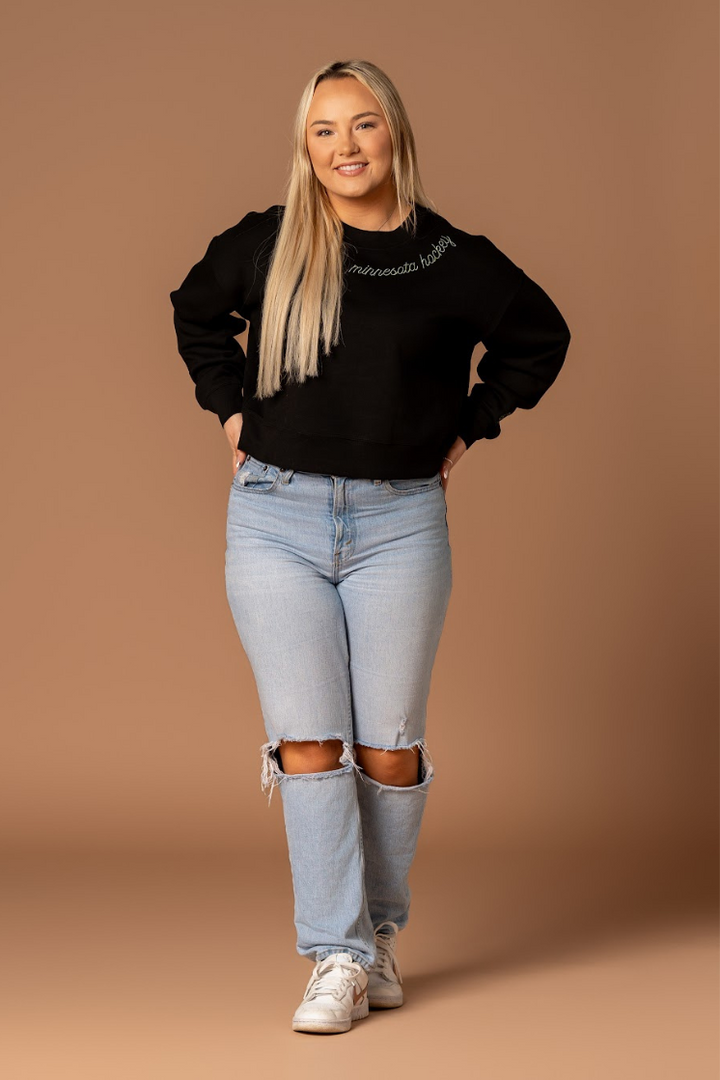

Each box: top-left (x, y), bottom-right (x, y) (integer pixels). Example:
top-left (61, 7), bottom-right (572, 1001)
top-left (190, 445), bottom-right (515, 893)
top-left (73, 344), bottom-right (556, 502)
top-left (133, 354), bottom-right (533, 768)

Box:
top-left (255, 59), bottom-right (437, 399)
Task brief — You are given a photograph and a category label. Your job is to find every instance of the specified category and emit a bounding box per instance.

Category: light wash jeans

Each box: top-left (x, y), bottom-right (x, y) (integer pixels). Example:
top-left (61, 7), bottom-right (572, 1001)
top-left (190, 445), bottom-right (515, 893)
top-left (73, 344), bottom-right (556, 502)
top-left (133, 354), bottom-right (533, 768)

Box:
top-left (225, 454), bottom-right (453, 971)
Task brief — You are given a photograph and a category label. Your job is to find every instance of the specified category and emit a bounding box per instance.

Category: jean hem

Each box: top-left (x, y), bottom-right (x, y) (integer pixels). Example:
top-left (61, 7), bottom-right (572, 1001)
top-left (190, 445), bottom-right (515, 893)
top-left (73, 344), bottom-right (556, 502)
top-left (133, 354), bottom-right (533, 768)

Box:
top-left (314, 949), bottom-right (373, 972)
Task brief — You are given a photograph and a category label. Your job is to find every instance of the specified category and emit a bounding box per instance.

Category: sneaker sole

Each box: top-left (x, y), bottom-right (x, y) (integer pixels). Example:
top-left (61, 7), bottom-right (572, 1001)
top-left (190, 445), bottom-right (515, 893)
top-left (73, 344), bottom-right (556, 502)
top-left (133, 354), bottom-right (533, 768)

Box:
top-left (292, 999), bottom-right (369, 1034)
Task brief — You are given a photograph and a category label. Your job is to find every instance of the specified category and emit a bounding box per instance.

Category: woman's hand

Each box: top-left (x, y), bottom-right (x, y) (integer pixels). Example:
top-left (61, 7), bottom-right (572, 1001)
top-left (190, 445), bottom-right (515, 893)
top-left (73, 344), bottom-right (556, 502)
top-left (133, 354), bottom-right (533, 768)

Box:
top-left (223, 412), bottom-right (247, 476)
top-left (441, 437), bottom-right (466, 492)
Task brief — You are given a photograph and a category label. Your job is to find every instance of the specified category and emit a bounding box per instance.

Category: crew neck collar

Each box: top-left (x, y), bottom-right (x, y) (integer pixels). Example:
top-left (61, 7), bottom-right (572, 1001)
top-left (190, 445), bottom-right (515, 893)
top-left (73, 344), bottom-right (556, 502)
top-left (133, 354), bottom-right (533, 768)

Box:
top-left (340, 204), bottom-right (436, 249)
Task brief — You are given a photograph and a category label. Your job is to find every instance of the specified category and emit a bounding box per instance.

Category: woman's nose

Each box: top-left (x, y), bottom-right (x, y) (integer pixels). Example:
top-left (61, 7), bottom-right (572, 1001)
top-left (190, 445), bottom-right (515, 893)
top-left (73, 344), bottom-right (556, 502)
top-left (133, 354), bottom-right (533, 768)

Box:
top-left (337, 134), bottom-right (359, 155)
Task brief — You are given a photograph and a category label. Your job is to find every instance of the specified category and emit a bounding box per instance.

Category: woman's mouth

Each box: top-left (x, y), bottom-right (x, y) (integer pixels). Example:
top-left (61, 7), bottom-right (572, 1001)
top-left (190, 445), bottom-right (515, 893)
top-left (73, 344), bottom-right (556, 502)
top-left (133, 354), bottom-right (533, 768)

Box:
top-left (335, 162), bottom-right (368, 176)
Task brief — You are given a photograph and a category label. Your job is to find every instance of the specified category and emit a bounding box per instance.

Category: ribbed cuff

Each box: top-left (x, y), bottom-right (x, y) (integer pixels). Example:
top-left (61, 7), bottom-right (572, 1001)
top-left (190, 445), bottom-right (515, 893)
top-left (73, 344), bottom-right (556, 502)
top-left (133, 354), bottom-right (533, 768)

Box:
top-left (456, 397), bottom-right (502, 449)
top-left (203, 385), bottom-right (244, 428)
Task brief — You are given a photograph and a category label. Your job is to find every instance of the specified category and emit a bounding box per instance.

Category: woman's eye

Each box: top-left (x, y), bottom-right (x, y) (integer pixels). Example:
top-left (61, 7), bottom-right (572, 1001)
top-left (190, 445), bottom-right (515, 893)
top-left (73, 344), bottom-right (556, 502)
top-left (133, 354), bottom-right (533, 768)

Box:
top-left (316, 123), bottom-right (376, 137)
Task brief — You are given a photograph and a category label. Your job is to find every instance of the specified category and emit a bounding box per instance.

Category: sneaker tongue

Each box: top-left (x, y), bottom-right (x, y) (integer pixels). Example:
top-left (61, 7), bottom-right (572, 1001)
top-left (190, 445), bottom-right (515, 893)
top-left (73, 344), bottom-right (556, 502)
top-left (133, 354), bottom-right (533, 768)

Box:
top-left (317, 951), bottom-right (356, 971)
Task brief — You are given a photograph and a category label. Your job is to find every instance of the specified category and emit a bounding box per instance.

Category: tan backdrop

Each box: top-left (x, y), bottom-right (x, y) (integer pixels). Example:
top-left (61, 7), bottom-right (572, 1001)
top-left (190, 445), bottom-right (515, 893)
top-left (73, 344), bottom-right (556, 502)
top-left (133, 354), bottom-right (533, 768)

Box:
top-left (1, 3), bottom-right (717, 1076)
top-left (2, 5), bottom-right (716, 858)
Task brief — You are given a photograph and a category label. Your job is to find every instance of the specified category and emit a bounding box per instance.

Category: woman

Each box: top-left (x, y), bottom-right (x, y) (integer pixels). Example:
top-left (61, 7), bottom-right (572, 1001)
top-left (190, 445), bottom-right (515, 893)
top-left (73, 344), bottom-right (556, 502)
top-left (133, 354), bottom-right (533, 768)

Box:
top-left (169, 58), bottom-right (571, 1035)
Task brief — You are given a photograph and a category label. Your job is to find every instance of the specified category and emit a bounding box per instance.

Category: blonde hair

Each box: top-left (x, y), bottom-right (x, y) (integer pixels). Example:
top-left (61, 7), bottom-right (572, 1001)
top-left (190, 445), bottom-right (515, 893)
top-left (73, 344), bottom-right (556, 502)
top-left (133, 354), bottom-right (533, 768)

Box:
top-left (255, 59), bottom-right (438, 399)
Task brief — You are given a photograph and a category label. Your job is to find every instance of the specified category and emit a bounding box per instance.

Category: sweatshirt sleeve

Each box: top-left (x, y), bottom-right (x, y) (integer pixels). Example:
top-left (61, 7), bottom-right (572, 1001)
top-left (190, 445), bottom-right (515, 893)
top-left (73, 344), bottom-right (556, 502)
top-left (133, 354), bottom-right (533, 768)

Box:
top-left (169, 234), bottom-right (248, 429)
top-left (456, 250), bottom-right (572, 450)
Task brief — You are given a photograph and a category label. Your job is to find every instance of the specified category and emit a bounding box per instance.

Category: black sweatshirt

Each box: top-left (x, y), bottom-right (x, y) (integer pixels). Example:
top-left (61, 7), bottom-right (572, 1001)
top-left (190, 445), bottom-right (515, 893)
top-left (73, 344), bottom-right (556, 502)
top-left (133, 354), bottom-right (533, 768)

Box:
top-left (169, 204), bottom-right (571, 479)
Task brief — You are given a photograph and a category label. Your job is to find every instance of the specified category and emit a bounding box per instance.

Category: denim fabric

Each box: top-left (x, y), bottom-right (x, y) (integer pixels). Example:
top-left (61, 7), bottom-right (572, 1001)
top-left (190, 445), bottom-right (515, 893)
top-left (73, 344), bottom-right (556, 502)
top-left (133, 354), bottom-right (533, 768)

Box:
top-left (225, 454), bottom-right (453, 970)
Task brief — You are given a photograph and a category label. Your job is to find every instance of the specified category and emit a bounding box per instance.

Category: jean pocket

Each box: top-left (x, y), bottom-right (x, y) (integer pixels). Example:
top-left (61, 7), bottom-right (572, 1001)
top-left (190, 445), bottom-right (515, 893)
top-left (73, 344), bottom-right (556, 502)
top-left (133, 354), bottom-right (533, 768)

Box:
top-left (382, 473), bottom-right (442, 495)
top-left (232, 455), bottom-right (282, 493)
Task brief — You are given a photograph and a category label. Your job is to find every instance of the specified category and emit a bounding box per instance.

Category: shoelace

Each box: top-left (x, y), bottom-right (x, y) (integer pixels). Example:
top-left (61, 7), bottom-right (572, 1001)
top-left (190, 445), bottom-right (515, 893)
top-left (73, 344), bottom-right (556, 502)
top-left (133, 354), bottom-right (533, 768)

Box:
top-left (304, 955), bottom-right (364, 1002)
top-left (373, 921), bottom-right (403, 984)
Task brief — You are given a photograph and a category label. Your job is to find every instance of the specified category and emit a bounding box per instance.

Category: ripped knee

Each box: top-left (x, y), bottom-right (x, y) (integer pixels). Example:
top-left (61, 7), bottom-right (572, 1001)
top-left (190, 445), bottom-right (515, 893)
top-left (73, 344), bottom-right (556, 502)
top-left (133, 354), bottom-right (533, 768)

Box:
top-left (259, 737), bottom-right (363, 805)
top-left (276, 738), bottom-right (344, 775)
top-left (354, 739), bottom-right (435, 788)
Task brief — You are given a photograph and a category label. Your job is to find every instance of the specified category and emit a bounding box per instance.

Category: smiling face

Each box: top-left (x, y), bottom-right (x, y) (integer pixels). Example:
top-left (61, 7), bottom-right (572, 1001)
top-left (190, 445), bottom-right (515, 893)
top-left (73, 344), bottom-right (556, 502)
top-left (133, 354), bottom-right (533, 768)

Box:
top-left (306, 76), bottom-right (396, 213)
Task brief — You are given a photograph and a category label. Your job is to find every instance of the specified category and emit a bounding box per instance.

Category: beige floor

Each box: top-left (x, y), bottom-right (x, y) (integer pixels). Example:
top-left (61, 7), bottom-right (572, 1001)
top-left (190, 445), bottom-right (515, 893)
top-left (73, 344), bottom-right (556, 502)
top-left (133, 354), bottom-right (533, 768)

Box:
top-left (1, 845), bottom-right (717, 1080)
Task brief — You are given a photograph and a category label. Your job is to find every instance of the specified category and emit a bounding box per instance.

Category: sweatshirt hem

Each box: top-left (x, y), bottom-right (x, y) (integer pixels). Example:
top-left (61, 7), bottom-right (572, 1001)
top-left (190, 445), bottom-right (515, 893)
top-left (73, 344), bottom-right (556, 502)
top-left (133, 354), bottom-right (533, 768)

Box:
top-left (238, 410), bottom-right (449, 480)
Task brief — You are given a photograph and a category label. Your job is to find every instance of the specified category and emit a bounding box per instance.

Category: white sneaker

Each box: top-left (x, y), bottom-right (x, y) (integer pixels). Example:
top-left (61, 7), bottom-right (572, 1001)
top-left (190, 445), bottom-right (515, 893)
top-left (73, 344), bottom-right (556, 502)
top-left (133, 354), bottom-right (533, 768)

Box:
top-left (367, 921), bottom-right (404, 1008)
top-left (292, 952), bottom-right (369, 1034)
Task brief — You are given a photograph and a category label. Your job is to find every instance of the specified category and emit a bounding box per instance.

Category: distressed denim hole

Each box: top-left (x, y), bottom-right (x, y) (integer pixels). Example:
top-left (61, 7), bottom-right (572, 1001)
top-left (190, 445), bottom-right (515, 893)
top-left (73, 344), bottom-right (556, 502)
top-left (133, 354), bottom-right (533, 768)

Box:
top-left (259, 738), bottom-right (362, 805)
